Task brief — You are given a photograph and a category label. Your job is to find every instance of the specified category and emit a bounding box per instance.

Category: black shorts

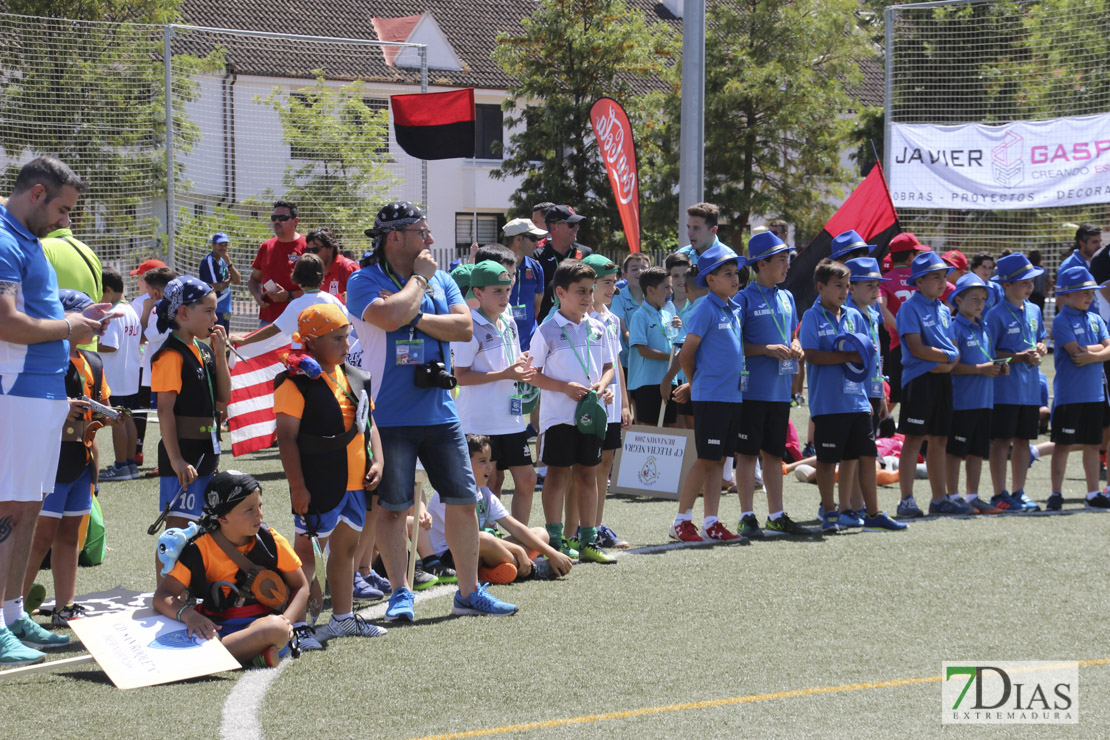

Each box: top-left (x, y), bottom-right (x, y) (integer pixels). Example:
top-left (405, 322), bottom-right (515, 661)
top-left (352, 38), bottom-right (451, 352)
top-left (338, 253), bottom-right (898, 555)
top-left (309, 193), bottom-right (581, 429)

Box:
top-left (632, 385), bottom-right (677, 426)
top-left (899, 373), bottom-right (952, 437)
top-left (675, 398), bottom-right (694, 417)
top-left (692, 401), bottom-right (742, 460)
top-left (991, 403), bottom-right (1040, 441)
top-left (1051, 402), bottom-right (1104, 446)
top-left (736, 400), bottom-right (790, 458)
top-left (602, 422), bottom-right (622, 451)
top-left (813, 412), bottom-right (877, 464)
top-left (112, 392), bottom-right (142, 410)
top-left (488, 430), bottom-right (533, 470)
top-left (885, 347), bottom-right (904, 404)
top-left (947, 409), bottom-right (991, 459)
top-left (541, 423), bottom-right (603, 468)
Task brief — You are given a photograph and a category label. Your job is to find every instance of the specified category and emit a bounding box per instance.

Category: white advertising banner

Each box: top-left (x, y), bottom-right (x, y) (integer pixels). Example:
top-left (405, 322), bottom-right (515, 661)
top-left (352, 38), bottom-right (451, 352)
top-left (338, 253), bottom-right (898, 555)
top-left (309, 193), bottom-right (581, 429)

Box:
top-left (889, 114), bottom-right (1110, 210)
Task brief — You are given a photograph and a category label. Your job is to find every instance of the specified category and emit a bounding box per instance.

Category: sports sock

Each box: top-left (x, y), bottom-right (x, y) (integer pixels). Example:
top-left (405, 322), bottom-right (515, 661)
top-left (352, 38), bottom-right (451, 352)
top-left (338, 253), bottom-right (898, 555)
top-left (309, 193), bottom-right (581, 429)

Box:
top-left (767, 510), bottom-right (783, 521)
top-left (741, 510), bottom-right (755, 519)
top-left (126, 458), bottom-right (137, 466)
top-left (703, 515), bottom-right (718, 530)
top-left (1087, 491), bottom-right (1100, 501)
top-left (674, 510), bottom-right (692, 524)
top-left (947, 493), bottom-right (962, 502)
top-left (580, 526), bottom-right (598, 548)
top-left (332, 612), bottom-right (354, 621)
top-left (3, 598), bottom-right (23, 626)
top-left (966, 493), bottom-right (978, 501)
top-left (546, 522), bottom-right (564, 546)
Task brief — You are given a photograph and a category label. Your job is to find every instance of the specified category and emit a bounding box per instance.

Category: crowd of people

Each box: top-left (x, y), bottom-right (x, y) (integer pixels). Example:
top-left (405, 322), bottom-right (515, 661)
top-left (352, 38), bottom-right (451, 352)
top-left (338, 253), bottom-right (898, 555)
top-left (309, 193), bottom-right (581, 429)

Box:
top-left (0, 154), bottom-right (1106, 670)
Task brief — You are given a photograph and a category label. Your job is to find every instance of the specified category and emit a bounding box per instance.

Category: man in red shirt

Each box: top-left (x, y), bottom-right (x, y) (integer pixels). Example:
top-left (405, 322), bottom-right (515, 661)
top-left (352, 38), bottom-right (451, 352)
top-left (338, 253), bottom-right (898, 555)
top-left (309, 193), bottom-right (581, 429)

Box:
top-left (306, 227), bottom-right (358, 303)
top-left (880, 233), bottom-right (930, 408)
top-left (247, 200), bottom-right (306, 326)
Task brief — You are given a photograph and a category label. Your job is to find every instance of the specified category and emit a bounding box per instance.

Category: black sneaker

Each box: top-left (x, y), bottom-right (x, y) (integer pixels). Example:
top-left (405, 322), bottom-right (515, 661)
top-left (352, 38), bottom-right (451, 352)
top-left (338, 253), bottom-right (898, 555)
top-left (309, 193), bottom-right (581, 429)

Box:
top-left (738, 513), bottom-right (763, 539)
top-left (1086, 493), bottom-right (1110, 511)
top-left (421, 556), bottom-right (457, 584)
top-left (765, 512), bottom-right (816, 536)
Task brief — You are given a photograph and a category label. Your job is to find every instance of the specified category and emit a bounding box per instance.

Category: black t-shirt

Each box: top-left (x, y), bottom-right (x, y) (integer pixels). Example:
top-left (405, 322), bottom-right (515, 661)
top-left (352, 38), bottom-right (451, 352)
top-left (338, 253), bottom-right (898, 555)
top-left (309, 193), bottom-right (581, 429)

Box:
top-left (537, 241), bottom-right (594, 318)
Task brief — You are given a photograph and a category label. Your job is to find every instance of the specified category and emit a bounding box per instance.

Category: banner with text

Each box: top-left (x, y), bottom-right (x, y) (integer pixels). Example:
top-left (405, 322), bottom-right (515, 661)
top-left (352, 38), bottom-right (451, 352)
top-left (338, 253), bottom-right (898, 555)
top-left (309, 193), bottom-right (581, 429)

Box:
top-left (889, 114), bottom-right (1110, 210)
top-left (590, 98), bottom-right (641, 252)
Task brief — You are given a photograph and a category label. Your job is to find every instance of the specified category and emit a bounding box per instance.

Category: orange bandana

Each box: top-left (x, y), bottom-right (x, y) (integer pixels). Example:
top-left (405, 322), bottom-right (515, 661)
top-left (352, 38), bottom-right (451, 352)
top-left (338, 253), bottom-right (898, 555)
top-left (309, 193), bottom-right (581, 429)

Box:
top-left (291, 303), bottom-right (349, 344)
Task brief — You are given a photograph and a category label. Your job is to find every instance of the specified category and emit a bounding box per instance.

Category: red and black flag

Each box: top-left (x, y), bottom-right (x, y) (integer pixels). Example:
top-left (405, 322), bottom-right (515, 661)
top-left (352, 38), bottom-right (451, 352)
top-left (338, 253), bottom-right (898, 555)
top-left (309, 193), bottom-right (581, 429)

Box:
top-left (390, 88), bottom-right (475, 160)
top-left (782, 161), bottom-right (901, 310)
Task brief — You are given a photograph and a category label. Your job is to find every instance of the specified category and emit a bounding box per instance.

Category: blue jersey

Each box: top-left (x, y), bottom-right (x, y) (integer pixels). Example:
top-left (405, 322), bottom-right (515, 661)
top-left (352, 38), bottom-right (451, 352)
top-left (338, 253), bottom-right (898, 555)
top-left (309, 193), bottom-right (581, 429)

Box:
top-left (684, 292), bottom-right (743, 403)
top-left (346, 264), bottom-right (465, 427)
top-left (509, 255), bottom-right (544, 350)
top-left (950, 313), bottom-right (994, 410)
top-left (739, 282), bottom-right (797, 403)
top-left (1052, 304), bottom-right (1108, 406)
top-left (845, 294), bottom-right (884, 399)
top-left (628, 302), bottom-right (677, 390)
top-left (198, 254), bottom-right (231, 313)
top-left (0, 204), bottom-right (68, 399)
top-left (800, 303), bottom-right (870, 417)
top-left (897, 291), bottom-right (958, 387)
top-left (985, 298), bottom-right (1046, 407)
top-left (611, 287), bottom-right (643, 368)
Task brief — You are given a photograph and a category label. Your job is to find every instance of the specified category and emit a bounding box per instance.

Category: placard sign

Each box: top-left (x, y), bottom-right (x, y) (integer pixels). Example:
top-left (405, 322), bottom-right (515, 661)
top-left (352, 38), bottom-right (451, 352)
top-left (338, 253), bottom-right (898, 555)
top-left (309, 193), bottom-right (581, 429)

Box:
top-left (611, 425), bottom-right (696, 499)
top-left (69, 607), bottom-right (241, 689)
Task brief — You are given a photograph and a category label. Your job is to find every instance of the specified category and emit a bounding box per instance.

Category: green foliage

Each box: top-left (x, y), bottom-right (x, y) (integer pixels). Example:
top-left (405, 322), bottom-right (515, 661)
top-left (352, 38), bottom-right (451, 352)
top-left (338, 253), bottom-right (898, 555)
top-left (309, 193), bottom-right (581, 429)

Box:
top-left (257, 75), bottom-right (398, 246)
top-left (492, 0), bottom-right (678, 255)
top-left (173, 201), bottom-right (274, 273)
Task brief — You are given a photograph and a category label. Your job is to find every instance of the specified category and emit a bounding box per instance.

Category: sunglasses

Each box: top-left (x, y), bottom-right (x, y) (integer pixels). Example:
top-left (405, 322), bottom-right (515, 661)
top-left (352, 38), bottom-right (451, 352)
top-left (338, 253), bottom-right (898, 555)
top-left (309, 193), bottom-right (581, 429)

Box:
top-left (271, 214), bottom-right (294, 222)
top-left (305, 245), bottom-right (323, 253)
top-left (525, 234), bottom-right (542, 242)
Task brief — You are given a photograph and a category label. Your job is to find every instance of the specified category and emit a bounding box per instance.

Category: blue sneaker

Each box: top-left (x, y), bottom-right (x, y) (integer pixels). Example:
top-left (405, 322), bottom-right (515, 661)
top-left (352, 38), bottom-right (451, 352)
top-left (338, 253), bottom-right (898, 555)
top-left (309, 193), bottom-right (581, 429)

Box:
top-left (896, 496), bottom-right (924, 518)
top-left (1013, 490), bottom-right (1041, 512)
top-left (364, 570), bottom-right (391, 595)
top-left (990, 490), bottom-right (1024, 512)
top-left (862, 511), bottom-right (908, 531)
top-left (1046, 493), bottom-right (1064, 511)
top-left (353, 572), bottom-right (384, 602)
top-left (596, 524), bottom-right (628, 549)
top-left (450, 583), bottom-right (518, 617)
top-left (837, 509), bottom-right (864, 528)
top-left (928, 498), bottom-right (973, 515)
top-left (817, 504), bottom-right (826, 521)
top-left (384, 587), bottom-right (415, 622)
top-left (821, 511), bottom-right (841, 533)
top-left (9, 614), bottom-right (69, 649)
top-left (0, 625), bottom-right (45, 666)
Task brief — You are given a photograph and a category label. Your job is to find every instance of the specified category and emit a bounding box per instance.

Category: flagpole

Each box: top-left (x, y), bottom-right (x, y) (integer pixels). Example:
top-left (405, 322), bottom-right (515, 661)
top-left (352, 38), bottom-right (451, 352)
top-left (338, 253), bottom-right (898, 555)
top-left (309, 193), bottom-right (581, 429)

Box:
top-left (678, 0), bottom-right (705, 242)
top-left (420, 46), bottom-right (429, 209)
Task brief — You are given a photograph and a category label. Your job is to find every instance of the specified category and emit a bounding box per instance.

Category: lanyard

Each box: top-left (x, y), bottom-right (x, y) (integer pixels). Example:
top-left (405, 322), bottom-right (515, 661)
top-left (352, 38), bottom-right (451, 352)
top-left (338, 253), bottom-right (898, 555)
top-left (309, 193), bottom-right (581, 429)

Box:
top-left (323, 366), bottom-right (360, 408)
top-left (718, 300), bottom-right (741, 338)
top-left (818, 304), bottom-right (850, 335)
top-left (756, 284), bottom-right (790, 344)
top-left (486, 313), bottom-right (517, 367)
top-left (965, 320), bottom-right (992, 360)
top-left (559, 324), bottom-right (592, 384)
top-left (1004, 301), bottom-right (1034, 348)
top-left (861, 306), bottom-right (882, 376)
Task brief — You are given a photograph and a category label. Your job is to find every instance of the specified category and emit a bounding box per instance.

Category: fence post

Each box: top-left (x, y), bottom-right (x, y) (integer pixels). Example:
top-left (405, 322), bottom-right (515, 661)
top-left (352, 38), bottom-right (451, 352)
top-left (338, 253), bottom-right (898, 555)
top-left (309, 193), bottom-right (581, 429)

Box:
top-left (883, 5), bottom-right (894, 173)
top-left (420, 45), bottom-right (428, 210)
top-left (164, 24), bottom-right (176, 270)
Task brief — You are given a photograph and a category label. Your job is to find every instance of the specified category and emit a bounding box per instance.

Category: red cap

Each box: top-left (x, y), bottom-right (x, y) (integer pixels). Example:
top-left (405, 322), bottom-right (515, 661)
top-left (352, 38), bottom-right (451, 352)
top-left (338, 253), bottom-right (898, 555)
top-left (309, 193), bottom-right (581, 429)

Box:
top-left (130, 258), bottom-right (167, 276)
top-left (882, 254), bottom-right (892, 272)
top-left (889, 233), bottom-right (930, 255)
top-left (942, 249), bottom-right (968, 271)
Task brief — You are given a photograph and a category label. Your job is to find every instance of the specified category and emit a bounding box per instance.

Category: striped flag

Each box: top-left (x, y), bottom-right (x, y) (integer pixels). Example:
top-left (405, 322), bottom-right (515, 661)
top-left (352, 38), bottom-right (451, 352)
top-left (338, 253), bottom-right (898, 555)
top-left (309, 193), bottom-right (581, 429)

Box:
top-left (227, 331), bottom-right (289, 456)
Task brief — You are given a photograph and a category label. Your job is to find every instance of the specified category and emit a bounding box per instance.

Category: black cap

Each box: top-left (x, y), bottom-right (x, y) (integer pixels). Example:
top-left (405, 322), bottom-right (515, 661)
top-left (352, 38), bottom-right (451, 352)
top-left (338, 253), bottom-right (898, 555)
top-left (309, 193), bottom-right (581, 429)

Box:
top-left (201, 470), bottom-right (261, 530)
top-left (544, 205), bottom-right (585, 224)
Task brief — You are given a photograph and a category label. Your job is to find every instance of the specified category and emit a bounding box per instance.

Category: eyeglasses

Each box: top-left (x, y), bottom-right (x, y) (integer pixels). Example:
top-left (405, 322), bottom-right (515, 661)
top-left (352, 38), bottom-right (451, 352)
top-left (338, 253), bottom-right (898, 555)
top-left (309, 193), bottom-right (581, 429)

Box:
top-left (271, 214), bottom-right (294, 222)
top-left (401, 227), bottom-right (430, 238)
top-left (525, 235), bottom-right (542, 242)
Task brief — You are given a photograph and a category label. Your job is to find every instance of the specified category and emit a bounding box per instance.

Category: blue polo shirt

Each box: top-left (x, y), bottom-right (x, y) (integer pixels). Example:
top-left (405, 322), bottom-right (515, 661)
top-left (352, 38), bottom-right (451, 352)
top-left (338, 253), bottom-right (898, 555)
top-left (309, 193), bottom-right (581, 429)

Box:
top-left (986, 298), bottom-right (1046, 406)
top-left (739, 282), bottom-right (797, 402)
top-left (1052, 304), bottom-right (1108, 406)
top-left (845, 294), bottom-right (884, 399)
top-left (346, 264), bottom-right (464, 427)
top-left (611, 287), bottom-right (643, 368)
top-left (950, 313), bottom-right (994, 410)
top-left (198, 253), bottom-right (232, 313)
top-left (675, 237), bottom-right (722, 267)
top-left (800, 303), bottom-right (870, 416)
top-left (897, 291), bottom-right (958, 387)
top-left (984, 281), bottom-right (1005, 313)
top-left (628, 301), bottom-right (677, 390)
top-left (0, 204), bottom-right (68, 399)
top-left (684, 291), bottom-right (743, 403)
top-left (509, 255), bottom-right (544, 350)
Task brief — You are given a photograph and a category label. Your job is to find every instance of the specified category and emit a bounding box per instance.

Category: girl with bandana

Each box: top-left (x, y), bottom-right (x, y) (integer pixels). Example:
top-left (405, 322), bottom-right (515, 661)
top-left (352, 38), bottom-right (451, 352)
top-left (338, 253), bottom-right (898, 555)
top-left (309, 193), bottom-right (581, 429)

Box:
top-left (150, 277), bottom-right (230, 542)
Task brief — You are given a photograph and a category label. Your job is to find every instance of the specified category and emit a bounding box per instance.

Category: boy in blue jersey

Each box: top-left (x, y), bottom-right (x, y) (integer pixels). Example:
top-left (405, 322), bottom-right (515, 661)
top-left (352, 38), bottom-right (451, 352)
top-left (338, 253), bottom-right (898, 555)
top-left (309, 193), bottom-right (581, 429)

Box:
top-left (985, 253), bottom-right (1048, 512)
top-left (895, 252), bottom-right (967, 517)
top-left (945, 274), bottom-right (1006, 514)
top-left (612, 253), bottom-right (650, 387)
top-left (736, 232), bottom-right (811, 538)
top-left (801, 260), bottom-right (904, 532)
top-left (1048, 267), bottom-right (1110, 510)
top-left (628, 266), bottom-right (681, 426)
top-left (663, 253), bottom-right (704, 430)
top-left (669, 244), bottom-right (747, 543)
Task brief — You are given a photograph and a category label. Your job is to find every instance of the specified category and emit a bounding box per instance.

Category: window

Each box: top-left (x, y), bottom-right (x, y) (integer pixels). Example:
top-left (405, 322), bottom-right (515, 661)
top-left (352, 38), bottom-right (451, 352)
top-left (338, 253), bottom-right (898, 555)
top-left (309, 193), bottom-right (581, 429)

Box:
top-left (289, 94), bottom-right (390, 159)
top-left (474, 103), bottom-right (503, 160)
top-left (455, 213), bottom-right (505, 252)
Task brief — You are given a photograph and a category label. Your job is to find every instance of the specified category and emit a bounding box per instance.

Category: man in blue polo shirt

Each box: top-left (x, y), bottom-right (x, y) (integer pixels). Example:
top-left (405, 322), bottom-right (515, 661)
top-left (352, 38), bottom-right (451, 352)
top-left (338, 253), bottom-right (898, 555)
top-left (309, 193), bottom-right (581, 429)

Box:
top-left (0, 157), bottom-right (112, 666)
top-left (198, 232), bottom-right (241, 332)
top-left (501, 218), bottom-right (547, 350)
top-left (675, 201), bottom-right (723, 267)
top-left (347, 201), bottom-right (515, 622)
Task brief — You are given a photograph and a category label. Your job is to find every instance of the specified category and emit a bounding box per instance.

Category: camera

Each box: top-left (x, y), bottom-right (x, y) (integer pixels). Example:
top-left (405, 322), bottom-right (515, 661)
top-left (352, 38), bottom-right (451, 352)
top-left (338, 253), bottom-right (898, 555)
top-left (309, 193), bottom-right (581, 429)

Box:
top-left (413, 360), bottom-right (457, 390)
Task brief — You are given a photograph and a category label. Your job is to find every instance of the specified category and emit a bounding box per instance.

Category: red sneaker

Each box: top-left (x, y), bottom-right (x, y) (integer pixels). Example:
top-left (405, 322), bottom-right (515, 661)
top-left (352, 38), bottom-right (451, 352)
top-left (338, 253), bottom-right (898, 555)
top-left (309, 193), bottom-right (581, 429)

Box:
top-left (668, 520), bottom-right (702, 542)
top-left (703, 521), bottom-right (741, 542)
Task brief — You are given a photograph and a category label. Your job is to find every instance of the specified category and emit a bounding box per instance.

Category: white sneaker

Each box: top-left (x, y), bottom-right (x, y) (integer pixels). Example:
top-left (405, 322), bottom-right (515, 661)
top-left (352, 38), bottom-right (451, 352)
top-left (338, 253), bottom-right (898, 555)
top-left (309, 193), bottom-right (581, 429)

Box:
top-left (327, 614), bottom-right (387, 638)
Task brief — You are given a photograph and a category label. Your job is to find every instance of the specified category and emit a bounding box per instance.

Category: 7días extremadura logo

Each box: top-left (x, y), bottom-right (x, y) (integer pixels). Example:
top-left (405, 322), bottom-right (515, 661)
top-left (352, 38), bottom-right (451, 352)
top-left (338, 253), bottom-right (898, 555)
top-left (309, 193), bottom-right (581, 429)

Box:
top-left (942, 662), bottom-right (1078, 724)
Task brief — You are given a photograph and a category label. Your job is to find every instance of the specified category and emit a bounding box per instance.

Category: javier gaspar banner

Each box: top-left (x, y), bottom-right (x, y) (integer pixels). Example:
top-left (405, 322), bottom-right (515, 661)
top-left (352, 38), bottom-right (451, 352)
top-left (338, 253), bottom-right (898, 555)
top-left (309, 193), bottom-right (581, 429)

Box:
top-left (888, 113), bottom-right (1110, 210)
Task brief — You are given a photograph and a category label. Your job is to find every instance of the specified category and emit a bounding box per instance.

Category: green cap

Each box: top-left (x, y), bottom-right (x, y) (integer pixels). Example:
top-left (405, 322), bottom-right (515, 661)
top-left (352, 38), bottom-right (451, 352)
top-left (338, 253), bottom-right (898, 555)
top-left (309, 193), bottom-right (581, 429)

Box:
top-left (582, 254), bottom-right (618, 278)
top-left (450, 263), bottom-right (474, 294)
top-left (469, 260), bottom-right (513, 289)
top-left (575, 389), bottom-right (608, 439)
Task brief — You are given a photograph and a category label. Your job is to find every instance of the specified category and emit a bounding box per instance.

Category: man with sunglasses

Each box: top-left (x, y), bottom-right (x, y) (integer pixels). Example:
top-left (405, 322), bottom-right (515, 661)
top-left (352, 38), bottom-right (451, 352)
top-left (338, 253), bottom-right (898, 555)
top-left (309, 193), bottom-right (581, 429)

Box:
top-left (501, 217), bottom-right (548, 350)
top-left (305, 226), bottom-right (358, 303)
top-left (536, 204), bottom-right (592, 319)
top-left (247, 200), bottom-right (306, 326)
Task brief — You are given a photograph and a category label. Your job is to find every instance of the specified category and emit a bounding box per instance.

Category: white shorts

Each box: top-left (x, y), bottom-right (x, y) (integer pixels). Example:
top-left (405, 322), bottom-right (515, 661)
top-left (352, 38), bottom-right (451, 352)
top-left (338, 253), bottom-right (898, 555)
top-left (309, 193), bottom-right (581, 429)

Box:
top-left (0, 393), bottom-right (70, 502)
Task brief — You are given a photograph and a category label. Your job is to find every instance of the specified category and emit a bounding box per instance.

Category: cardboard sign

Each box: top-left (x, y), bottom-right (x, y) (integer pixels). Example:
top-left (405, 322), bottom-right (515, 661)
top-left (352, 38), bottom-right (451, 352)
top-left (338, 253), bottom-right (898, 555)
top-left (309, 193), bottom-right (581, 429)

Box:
top-left (69, 607), bottom-right (241, 689)
top-left (611, 425), bottom-right (696, 500)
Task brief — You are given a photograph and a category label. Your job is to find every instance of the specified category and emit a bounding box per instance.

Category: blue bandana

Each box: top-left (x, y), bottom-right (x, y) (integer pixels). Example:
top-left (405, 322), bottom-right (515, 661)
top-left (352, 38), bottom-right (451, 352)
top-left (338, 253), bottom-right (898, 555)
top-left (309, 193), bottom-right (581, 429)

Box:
top-left (156, 276), bottom-right (213, 333)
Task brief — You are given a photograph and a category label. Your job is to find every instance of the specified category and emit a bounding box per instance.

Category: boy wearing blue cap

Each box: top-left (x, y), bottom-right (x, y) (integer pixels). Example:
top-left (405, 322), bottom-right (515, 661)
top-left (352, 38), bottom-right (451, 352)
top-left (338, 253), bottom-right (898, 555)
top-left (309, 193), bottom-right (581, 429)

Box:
top-left (1048, 267), bottom-right (1110, 510)
top-left (198, 233), bottom-right (241, 333)
top-left (669, 244), bottom-right (747, 543)
top-left (736, 232), bottom-right (811, 538)
top-left (801, 260), bottom-right (904, 532)
top-left (945, 274), bottom-right (1006, 514)
top-left (896, 252), bottom-right (966, 517)
top-left (985, 253), bottom-right (1048, 512)
top-left (628, 266), bottom-right (681, 426)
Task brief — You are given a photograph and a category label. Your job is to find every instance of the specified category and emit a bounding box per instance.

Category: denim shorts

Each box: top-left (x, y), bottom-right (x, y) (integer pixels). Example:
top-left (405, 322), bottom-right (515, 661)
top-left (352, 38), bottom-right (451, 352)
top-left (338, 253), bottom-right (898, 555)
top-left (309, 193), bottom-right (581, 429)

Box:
top-left (293, 489), bottom-right (366, 537)
top-left (377, 421), bottom-right (479, 512)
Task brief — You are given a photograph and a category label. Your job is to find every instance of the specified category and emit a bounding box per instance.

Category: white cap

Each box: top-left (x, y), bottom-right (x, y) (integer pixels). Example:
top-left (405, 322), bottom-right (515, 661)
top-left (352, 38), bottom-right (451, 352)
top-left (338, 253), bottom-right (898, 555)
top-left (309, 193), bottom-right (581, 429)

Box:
top-left (503, 217), bottom-right (547, 238)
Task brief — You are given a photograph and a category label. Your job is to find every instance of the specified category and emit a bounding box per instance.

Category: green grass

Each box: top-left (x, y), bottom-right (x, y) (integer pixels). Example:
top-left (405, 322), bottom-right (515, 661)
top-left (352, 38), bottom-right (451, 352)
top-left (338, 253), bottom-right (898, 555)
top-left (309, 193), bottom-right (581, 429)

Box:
top-left (3, 372), bottom-right (1109, 739)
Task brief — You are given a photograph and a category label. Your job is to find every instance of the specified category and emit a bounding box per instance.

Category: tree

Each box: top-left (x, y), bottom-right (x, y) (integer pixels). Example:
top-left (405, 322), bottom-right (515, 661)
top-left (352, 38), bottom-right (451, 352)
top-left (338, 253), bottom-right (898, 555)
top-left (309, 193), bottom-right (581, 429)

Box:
top-left (493, 0), bottom-right (678, 255)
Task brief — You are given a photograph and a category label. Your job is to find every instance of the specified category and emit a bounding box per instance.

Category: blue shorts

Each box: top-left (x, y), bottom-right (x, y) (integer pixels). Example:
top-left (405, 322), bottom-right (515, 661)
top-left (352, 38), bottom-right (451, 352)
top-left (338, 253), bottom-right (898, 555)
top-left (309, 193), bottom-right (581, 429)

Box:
top-left (41, 465), bottom-right (93, 519)
top-left (159, 474), bottom-right (213, 521)
top-left (377, 421), bottom-right (479, 512)
top-left (293, 489), bottom-right (366, 537)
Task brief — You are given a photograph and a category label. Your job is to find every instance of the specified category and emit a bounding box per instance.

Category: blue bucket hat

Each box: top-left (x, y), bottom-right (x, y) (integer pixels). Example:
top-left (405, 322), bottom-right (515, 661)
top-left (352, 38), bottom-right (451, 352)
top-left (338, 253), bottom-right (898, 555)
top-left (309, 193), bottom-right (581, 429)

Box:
top-left (695, 243), bottom-right (745, 288)
top-left (834, 332), bottom-right (875, 383)
top-left (907, 252), bottom-right (954, 286)
top-left (58, 288), bottom-right (94, 314)
top-left (949, 273), bottom-right (991, 301)
top-left (1055, 266), bottom-right (1099, 295)
top-left (747, 231), bottom-right (789, 263)
top-left (845, 257), bottom-right (890, 283)
top-left (992, 253), bottom-right (1045, 283)
top-left (830, 230), bottom-right (875, 261)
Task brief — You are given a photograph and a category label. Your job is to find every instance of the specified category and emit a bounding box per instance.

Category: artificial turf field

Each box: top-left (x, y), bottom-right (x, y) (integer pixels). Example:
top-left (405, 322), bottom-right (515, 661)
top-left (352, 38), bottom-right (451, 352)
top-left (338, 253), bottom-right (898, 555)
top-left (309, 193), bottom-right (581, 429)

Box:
top-left (3, 371), bottom-right (1110, 739)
